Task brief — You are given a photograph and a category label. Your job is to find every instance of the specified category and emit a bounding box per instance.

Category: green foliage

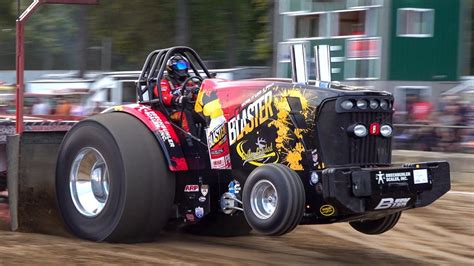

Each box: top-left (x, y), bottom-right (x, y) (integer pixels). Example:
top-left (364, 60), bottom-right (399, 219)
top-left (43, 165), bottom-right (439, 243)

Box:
top-left (88, 0), bottom-right (176, 68)
top-left (0, 0), bottom-right (273, 70)
top-left (87, 0), bottom-right (274, 69)
top-left (27, 5), bottom-right (78, 54)
top-left (251, 0), bottom-right (273, 63)
top-left (0, 1), bottom-right (15, 26)
top-left (0, 1), bottom-right (16, 43)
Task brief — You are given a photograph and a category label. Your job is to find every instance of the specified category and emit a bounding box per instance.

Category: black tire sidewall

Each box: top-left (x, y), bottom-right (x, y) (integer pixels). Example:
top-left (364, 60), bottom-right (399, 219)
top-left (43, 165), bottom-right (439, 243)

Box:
top-left (349, 212), bottom-right (402, 235)
top-left (56, 112), bottom-right (175, 242)
top-left (243, 164), bottom-right (304, 235)
top-left (56, 121), bottom-right (125, 241)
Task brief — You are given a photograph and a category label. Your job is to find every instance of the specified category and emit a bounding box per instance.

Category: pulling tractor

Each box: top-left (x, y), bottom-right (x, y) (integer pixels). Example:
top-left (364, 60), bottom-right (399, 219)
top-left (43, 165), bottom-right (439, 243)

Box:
top-left (7, 46), bottom-right (450, 242)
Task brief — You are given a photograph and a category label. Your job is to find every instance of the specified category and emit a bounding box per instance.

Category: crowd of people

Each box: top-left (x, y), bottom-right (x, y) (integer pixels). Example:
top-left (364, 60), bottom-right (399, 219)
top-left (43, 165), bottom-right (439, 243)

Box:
top-left (394, 94), bottom-right (474, 153)
top-left (25, 95), bottom-right (103, 118)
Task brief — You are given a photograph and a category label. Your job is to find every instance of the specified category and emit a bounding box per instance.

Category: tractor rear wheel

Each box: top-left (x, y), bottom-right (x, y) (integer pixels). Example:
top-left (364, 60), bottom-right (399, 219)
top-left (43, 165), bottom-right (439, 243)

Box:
top-left (56, 112), bottom-right (175, 243)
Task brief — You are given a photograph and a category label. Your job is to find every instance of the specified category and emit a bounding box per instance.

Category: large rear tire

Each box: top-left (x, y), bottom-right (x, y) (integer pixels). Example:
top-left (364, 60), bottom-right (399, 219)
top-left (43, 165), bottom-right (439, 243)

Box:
top-left (349, 212), bottom-right (402, 235)
top-left (242, 164), bottom-right (305, 236)
top-left (56, 112), bottom-right (175, 242)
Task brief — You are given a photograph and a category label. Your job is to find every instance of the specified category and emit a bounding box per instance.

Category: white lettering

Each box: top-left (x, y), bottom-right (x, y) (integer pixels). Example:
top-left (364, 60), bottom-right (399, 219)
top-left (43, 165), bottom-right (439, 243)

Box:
top-left (145, 110), bottom-right (175, 148)
top-left (375, 198), bottom-right (394, 210)
top-left (228, 117), bottom-right (238, 145)
top-left (227, 91), bottom-right (273, 145)
top-left (392, 198), bottom-right (411, 208)
top-left (375, 197), bottom-right (411, 210)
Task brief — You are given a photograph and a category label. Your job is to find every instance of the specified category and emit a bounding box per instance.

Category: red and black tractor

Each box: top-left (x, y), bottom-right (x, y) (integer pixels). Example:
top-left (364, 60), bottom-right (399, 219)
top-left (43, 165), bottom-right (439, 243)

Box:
top-left (51, 46), bottom-right (450, 242)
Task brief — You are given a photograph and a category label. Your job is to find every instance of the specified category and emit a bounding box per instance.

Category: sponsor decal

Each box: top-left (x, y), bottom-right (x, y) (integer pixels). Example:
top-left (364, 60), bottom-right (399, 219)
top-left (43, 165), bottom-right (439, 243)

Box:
top-left (207, 115), bottom-right (232, 170)
top-left (198, 196), bottom-right (207, 203)
top-left (228, 180), bottom-right (241, 195)
top-left (210, 148), bottom-right (224, 155)
top-left (210, 155), bottom-right (231, 169)
top-left (195, 207), bottom-right (204, 219)
top-left (200, 185), bottom-right (209, 196)
top-left (236, 138), bottom-right (279, 167)
top-left (184, 185), bottom-right (199, 192)
top-left (207, 122), bottom-right (227, 148)
top-left (240, 86), bottom-right (271, 108)
top-left (143, 108), bottom-right (176, 148)
top-left (375, 171), bottom-right (410, 185)
top-left (413, 169), bottom-right (428, 184)
top-left (228, 90), bottom-right (274, 146)
top-left (319, 205), bottom-right (335, 216)
top-left (196, 90), bottom-right (232, 169)
top-left (375, 198), bottom-right (411, 210)
top-left (185, 213), bottom-right (195, 222)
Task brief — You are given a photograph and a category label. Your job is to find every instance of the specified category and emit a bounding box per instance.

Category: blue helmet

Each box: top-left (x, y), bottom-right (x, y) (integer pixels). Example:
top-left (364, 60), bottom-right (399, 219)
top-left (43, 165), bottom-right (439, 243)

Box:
top-left (166, 55), bottom-right (189, 82)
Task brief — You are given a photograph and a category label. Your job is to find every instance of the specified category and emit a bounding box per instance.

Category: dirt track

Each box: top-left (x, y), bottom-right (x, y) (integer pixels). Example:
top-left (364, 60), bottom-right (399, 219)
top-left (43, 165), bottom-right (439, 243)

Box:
top-left (0, 184), bottom-right (473, 265)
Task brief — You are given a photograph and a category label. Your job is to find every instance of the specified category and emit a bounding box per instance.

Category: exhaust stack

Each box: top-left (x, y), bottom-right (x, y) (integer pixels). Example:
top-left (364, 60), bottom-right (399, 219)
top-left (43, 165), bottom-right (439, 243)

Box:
top-left (290, 43), bottom-right (308, 84)
top-left (290, 44), bottom-right (332, 88)
top-left (314, 45), bottom-right (332, 83)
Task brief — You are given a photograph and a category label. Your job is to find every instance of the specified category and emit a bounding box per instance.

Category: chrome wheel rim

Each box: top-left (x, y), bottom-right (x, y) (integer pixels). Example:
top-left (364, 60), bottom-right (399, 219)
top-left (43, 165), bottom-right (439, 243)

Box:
top-left (250, 179), bottom-right (278, 220)
top-left (69, 147), bottom-right (110, 217)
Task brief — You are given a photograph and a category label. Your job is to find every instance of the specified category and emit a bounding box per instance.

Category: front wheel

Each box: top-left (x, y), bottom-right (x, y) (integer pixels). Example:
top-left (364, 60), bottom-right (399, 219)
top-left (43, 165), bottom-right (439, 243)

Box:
top-left (349, 212), bottom-right (402, 235)
top-left (56, 112), bottom-right (175, 243)
top-left (242, 164), bottom-right (305, 236)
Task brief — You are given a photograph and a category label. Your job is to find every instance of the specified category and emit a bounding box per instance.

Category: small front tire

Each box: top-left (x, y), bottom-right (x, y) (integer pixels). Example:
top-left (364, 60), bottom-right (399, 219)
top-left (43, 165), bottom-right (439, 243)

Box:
top-left (242, 164), bottom-right (305, 236)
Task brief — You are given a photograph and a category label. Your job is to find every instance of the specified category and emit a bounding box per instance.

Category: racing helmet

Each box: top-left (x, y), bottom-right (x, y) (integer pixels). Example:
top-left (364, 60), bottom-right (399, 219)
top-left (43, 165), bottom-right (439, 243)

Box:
top-left (166, 55), bottom-right (190, 82)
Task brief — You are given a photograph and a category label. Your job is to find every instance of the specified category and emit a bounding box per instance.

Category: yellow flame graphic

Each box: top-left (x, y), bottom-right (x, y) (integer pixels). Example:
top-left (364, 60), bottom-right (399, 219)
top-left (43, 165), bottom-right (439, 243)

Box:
top-left (267, 87), bottom-right (316, 170)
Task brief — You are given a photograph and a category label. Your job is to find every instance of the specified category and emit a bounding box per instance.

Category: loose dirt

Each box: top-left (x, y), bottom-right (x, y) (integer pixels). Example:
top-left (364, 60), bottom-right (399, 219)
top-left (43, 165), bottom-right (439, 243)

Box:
top-left (0, 184), bottom-right (472, 265)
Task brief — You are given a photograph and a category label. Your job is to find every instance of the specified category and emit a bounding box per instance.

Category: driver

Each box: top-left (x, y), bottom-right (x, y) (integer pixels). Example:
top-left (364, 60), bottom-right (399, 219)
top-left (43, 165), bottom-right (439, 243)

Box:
top-left (153, 55), bottom-right (200, 134)
top-left (153, 55), bottom-right (194, 106)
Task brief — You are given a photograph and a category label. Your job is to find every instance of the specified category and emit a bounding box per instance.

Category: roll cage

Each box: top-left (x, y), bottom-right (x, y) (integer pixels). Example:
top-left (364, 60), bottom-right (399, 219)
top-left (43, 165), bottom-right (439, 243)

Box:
top-left (136, 46), bottom-right (212, 115)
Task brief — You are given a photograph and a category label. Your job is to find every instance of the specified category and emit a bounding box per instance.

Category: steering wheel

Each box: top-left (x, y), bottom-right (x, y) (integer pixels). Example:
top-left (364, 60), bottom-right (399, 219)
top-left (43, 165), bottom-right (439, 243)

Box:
top-left (180, 75), bottom-right (203, 97)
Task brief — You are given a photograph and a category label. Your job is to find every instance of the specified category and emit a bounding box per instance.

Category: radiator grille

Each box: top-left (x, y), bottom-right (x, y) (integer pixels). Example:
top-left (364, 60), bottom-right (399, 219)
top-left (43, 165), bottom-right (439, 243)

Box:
top-left (348, 112), bottom-right (392, 165)
top-left (316, 100), bottom-right (392, 167)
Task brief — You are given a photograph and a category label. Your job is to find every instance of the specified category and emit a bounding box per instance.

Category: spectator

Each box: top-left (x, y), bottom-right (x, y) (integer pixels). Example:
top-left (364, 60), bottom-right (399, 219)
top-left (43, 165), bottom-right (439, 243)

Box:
top-left (55, 97), bottom-right (72, 115)
top-left (436, 96), bottom-right (464, 152)
top-left (396, 94), bottom-right (436, 151)
top-left (32, 97), bottom-right (51, 115)
top-left (409, 95), bottom-right (433, 123)
top-left (70, 96), bottom-right (85, 116)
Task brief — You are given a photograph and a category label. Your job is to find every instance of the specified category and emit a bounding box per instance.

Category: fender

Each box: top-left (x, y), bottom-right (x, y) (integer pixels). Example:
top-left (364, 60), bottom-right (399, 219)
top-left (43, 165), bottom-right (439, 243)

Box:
top-left (104, 104), bottom-right (188, 171)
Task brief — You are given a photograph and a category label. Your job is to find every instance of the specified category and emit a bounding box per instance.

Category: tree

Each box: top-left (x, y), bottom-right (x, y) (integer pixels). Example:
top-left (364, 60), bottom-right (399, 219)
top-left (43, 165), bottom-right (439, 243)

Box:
top-left (25, 5), bottom-right (78, 70)
top-left (0, 1), bottom-right (18, 70)
top-left (0, 0), bottom-right (274, 71)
